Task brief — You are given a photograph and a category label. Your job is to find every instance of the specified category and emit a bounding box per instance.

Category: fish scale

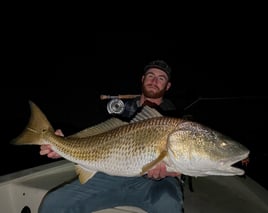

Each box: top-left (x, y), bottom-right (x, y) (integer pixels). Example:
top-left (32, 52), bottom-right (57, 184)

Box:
top-left (11, 101), bottom-right (250, 184)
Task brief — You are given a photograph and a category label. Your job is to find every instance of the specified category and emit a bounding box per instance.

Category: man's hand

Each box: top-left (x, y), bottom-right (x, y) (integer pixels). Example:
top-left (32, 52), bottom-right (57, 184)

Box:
top-left (39, 129), bottom-right (63, 159)
top-left (147, 162), bottom-right (181, 180)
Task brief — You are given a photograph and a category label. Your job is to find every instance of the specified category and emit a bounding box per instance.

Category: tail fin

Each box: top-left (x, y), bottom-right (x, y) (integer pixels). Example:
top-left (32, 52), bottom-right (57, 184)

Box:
top-left (11, 101), bottom-right (55, 145)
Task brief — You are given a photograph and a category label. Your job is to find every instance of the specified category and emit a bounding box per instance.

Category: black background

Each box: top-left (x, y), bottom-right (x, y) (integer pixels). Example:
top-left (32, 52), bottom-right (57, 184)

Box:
top-left (1, 32), bottom-right (267, 190)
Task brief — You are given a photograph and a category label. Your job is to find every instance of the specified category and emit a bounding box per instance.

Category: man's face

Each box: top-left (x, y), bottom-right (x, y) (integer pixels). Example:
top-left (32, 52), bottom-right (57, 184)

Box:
top-left (142, 68), bottom-right (171, 99)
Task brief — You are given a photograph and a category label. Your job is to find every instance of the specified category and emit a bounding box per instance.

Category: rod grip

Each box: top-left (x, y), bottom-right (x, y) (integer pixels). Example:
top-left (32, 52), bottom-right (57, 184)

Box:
top-left (100, 94), bottom-right (140, 100)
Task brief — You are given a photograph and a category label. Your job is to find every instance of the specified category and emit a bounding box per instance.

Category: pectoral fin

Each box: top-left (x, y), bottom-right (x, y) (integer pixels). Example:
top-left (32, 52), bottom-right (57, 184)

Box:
top-left (140, 150), bottom-right (168, 175)
top-left (75, 164), bottom-right (97, 184)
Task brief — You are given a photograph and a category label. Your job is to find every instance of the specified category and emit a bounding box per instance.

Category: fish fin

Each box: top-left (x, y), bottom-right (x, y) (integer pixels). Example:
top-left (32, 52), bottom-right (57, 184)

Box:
top-left (130, 106), bottom-right (163, 123)
top-left (140, 150), bottom-right (168, 175)
top-left (67, 118), bottom-right (128, 138)
top-left (75, 164), bottom-right (97, 184)
top-left (10, 101), bottom-right (55, 146)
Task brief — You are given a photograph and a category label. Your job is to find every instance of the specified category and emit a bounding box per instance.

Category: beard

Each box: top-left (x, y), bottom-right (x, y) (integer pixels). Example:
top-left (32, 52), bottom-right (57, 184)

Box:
top-left (142, 84), bottom-right (167, 99)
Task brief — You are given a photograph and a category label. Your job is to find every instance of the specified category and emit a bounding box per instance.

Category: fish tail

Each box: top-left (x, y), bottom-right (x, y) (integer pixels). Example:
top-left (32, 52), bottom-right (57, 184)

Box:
top-left (10, 101), bottom-right (54, 146)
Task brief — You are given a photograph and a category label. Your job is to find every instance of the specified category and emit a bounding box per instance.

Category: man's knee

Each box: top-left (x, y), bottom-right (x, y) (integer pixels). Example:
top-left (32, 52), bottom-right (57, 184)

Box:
top-left (149, 178), bottom-right (183, 213)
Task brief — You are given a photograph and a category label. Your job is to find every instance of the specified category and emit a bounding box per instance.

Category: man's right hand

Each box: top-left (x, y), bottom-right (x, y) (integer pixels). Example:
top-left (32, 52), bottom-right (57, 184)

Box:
top-left (39, 129), bottom-right (63, 159)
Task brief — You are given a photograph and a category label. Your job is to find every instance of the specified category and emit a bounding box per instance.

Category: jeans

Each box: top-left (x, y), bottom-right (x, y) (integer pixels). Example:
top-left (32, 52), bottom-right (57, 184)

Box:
top-left (38, 172), bottom-right (183, 213)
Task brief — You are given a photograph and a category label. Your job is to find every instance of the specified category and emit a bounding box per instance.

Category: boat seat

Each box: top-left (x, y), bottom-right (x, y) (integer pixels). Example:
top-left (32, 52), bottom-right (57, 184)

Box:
top-left (0, 160), bottom-right (146, 213)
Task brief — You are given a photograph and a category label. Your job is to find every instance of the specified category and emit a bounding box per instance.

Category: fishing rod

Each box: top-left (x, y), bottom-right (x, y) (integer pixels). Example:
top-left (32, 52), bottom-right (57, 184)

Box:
top-left (100, 94), bottom-right (140, 100)
top-left (100, 94), bottom-right (140, 114)
top-left (183, 96), bottom-right (268, 111)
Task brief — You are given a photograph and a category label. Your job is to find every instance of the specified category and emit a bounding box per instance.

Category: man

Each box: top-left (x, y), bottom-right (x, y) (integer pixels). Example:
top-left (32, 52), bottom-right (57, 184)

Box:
top-left (39, 60), bottom-right (184, 213)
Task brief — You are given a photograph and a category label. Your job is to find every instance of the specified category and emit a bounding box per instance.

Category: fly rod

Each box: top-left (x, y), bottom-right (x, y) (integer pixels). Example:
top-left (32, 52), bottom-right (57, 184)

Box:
top-left (100, 94), bottom-right (140, 100)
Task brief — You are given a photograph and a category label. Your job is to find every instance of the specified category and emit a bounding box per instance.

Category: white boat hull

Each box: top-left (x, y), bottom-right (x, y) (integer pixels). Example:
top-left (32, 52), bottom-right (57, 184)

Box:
top-left (0, 160), bottom-right (267, 213)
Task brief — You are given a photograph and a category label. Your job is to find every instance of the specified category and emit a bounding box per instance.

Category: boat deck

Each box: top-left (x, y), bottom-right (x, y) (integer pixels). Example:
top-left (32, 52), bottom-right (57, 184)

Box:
top-left (0, 160), bottom-right (267, 213)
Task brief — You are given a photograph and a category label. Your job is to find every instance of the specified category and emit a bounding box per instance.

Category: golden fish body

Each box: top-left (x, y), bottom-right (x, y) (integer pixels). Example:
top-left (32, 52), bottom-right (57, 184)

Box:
top-left (48, 117), bottom-right (179, 175)
top-left (11, 101), bottom-right (249, 184)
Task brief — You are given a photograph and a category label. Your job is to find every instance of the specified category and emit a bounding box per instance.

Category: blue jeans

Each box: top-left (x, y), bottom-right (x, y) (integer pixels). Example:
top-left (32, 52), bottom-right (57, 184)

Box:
top-left (38, 172), bottom-right (183, 213)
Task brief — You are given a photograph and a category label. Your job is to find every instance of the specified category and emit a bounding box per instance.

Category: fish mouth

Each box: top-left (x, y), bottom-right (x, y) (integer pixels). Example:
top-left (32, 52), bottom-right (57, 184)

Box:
top-left (220, 151), bottom-right (250, 175)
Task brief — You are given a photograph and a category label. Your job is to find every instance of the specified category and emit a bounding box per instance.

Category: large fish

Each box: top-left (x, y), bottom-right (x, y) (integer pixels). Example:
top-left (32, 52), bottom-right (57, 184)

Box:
top-left (11, 101), bottom-right (249, 184)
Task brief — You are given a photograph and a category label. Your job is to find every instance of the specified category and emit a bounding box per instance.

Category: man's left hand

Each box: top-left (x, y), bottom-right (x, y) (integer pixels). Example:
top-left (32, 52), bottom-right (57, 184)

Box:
top-left (147, 162), bottom-right (181, 180)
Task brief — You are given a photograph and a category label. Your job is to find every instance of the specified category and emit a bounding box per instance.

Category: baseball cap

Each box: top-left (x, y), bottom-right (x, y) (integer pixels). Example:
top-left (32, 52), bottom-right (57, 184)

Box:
top-left (144, 60), bottom-right (172, 80)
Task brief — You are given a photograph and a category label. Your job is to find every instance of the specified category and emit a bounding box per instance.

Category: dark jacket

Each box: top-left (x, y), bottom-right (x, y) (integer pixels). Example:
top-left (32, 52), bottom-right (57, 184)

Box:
top-left (119, 96), bottom-right (178, 121)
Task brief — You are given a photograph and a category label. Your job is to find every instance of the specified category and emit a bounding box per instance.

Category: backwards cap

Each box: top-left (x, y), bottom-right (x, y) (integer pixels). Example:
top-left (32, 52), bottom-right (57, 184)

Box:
top-left (144, 60), bottom-right (172, 80)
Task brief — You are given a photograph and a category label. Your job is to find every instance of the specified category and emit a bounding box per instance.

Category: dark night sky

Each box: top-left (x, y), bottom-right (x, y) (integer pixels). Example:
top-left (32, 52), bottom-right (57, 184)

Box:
top-left (1, 32), bottom-right (267, 189)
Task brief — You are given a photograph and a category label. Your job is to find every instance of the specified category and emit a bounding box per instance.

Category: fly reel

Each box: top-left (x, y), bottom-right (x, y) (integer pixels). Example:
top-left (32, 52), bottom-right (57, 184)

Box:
top-left (106, 98), bottom-right (125, 114)
top-left (100, 94), bottom-right (140, 115)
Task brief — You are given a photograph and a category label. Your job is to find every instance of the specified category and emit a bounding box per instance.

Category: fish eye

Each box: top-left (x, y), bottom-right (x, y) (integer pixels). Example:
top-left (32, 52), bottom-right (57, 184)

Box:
top-left (220, 142), bottom-right (227, 147)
